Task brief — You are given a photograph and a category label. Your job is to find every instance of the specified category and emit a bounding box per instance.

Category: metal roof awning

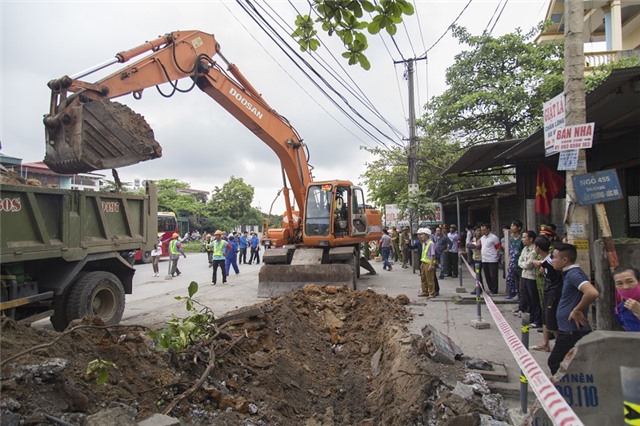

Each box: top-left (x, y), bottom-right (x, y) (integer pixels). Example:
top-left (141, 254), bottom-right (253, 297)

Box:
top-left (445, 66), bottom-right (640, 175)
top-left (438, 182), bottom-right (516, 205)
top-left (498, 66), bottom-right (640, 162)
top-left (444, 139), bottom-right (522, 176)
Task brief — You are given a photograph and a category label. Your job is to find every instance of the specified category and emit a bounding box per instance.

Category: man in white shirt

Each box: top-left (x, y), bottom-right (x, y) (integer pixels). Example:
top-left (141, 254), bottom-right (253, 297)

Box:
top-left (480, 223), bottom-right (501, 294)
top-left (447, 225), bottom-right (460, 278)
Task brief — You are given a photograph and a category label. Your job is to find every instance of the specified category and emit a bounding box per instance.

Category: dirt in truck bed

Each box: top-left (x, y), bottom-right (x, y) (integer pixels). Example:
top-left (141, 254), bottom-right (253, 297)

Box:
top-left (1, 286), bottom-right (507, 425)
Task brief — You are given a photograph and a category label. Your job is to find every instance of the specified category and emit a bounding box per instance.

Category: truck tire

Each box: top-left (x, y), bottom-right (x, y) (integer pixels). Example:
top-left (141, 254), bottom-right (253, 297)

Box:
top-left (50, 294), bottom-right (70, 332)
top-left (66, 272), bottom-right (125, 326)
top-left (140, 251), bottom-right (152, 264)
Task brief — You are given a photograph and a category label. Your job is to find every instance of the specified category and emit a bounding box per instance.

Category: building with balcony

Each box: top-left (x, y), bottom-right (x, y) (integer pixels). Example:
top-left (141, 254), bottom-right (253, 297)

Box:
top-left (536, 0), bottom-right (640, 69)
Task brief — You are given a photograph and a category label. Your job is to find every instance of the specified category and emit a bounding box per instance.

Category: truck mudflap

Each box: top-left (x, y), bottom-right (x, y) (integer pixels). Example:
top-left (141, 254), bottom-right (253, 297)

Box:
top-left (44, 97), bottom-right (162, 174)
top-left (257, 264), bottom-right (353, 298)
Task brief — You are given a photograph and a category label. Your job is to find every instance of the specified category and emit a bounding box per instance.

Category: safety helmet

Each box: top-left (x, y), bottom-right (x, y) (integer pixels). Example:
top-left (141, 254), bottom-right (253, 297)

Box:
top-left (206, 234), bottom-right (211, 238)
top-left (172, 233), bottom-right (179, 239)
top-left (214, 230), bottom-right (223, 236)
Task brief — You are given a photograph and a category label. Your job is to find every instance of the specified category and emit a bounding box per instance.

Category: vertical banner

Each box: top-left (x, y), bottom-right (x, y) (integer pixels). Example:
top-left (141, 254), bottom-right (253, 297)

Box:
top-left (543, 93), bottom-right (566, 157)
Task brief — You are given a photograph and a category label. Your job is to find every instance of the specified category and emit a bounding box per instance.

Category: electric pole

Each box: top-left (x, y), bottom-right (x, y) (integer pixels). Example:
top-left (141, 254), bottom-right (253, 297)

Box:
top-left (395, 57), bottom-right (426, 233)
top-left (564, 0), bottom-right (591, 274)
top-left (407, 59), bottom-right (418, 196)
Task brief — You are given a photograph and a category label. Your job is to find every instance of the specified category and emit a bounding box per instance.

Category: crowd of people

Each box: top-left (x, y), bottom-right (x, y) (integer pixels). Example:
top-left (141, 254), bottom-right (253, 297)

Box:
top-left (443, 221), bottom-right (636, 374)
top-left (151, 229), bottom-right (264, 285)
top-left (159, 221), bottom-right (639, 375)
top-left (380, 220), bottom-right (639, 375)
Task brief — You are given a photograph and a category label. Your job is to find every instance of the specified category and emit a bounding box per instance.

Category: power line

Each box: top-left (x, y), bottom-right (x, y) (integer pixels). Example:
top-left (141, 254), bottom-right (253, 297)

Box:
top-left (419, 0), bottom-right (473, 58)
top-left (412, 0), bottom-right (428, 55)
top-left (237, 0), bottom-right (401, 149)
top-left (402, 21), bottom-right (417, 58)
top-left (488, 0), bottom-right (510, 35)
top-left (272, 0), bottom-right (406, 140)
top-left (220, 2), bottom-right (374, 148)
top-left (411, 0), bottom-right (429, 111)
top-left (484, 0), bottom-right (504, 35)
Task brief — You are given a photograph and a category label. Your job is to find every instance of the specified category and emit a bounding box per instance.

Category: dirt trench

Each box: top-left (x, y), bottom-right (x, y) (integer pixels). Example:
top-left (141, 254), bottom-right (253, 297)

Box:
top-left (0, 285), bottom-right (501, 425)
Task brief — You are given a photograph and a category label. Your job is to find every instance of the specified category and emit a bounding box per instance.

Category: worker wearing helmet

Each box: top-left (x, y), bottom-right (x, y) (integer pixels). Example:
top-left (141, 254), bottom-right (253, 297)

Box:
top-left (169, 232), bottom-right (186, 277)
top-left (417, 228), bottom-right (436, 298)
top-left (203, 233), bottom-right (213, 268)
top-left (208, 230), bottom-right (227, 285)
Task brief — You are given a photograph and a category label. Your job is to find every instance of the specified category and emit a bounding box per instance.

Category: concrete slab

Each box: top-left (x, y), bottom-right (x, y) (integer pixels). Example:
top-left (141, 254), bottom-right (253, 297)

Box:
top-left (531, 331), bottom-right (640, 426)
top-left (137, 414), bottom-right (180, 426)
top-left (468, 364), bottom-right (509, 383)
top-left (470, 319), bottom-right (491, 329)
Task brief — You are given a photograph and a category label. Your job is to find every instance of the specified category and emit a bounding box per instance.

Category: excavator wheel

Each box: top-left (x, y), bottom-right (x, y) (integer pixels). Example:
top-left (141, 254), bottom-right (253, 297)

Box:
top-left (44, 98), bottom-right (162, 174)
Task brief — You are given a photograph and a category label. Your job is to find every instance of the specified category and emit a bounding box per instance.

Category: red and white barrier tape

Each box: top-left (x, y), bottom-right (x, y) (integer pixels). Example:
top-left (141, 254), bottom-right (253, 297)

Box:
top-left (460, 255), bottom-right (584, 426)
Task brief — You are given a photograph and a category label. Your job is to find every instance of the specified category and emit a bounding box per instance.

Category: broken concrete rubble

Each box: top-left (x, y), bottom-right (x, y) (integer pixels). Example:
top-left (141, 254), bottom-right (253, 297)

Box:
top-left (1, 287), bottom-right (514, 425)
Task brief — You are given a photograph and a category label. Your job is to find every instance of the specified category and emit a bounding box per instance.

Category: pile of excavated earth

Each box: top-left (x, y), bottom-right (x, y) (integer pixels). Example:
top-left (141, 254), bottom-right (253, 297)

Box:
top-left (1, 285), bottom-right (510, 425)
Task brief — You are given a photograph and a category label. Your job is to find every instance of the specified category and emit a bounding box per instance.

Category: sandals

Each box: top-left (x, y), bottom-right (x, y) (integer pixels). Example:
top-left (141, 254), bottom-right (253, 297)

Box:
top-left (531, 345), bottom-right (550, 352)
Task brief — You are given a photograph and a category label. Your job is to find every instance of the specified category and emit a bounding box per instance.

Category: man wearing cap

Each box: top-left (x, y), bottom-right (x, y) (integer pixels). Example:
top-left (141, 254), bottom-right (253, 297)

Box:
top-left (208, 230), bottom-right (228, 285)
top-left (400, 227), bottom-right (411, 269)
top-left (169, 233), bottom-right (186, 277)
top-left (417, 228), bottom-right (437, 298)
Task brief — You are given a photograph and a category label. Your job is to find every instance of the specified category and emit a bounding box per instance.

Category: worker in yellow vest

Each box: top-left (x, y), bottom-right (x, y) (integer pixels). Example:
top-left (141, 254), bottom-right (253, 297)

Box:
top-left (208, 230), bottom-right (228, 285)
top-left (417, 228), bottom-right (436, 298)
top-left (169, 233), bottom-right (186, 277)
top-left (203, 233), bottom-right (213, 268)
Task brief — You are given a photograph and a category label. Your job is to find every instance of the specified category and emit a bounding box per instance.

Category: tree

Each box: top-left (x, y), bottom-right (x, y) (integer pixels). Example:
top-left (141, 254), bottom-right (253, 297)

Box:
top-left (208, 176), bottom-right (255, 220)
top-left (428, 25), bottom-right (564, 145)
top-left (292, 0), bottom-right (414, 69)
top-left (156, 179), bottom-right (206, 229)
top-left (361, 128), bottom-right (493, 208)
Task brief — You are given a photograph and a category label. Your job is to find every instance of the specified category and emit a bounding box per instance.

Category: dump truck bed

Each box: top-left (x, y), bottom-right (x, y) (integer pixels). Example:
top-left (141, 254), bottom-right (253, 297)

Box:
top-left (0, 183), bottom-right (157, 264)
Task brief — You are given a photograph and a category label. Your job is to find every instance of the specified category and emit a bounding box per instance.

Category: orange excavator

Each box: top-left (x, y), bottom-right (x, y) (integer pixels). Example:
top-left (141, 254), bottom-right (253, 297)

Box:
top-left (43, 30), bottom-right (382, 297)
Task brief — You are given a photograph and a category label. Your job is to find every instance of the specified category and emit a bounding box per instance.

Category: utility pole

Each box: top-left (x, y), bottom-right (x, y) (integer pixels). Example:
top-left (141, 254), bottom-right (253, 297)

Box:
top-left (407, 59), bottom-right (418, 197)
top-left (395, 57), bottom-right (426, 233)
top-left (563, 0), bottom-right (591, 274)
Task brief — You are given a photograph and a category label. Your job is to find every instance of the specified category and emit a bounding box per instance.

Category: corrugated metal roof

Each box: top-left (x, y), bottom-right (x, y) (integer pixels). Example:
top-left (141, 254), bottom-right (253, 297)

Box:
top-left (445, 66), bottom-right (640, 174)
top-left (443, 139), bottom-right (522, 175)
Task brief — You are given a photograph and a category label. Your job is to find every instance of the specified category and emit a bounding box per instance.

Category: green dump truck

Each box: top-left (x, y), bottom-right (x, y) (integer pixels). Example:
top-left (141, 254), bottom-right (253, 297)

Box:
top-left (0, 181), bottom-right (157, 330)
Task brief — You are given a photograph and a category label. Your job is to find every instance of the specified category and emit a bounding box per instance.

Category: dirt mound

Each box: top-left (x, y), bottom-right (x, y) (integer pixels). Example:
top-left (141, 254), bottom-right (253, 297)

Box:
top-left (1, 286), bottom-right (498, 425)
top-left (0, 168), bottom-right (30, 185)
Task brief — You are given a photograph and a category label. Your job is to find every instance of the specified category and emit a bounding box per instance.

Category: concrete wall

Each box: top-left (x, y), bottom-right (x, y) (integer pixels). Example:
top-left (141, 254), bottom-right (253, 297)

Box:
top-left (593, 239), bottom-right (640, 330)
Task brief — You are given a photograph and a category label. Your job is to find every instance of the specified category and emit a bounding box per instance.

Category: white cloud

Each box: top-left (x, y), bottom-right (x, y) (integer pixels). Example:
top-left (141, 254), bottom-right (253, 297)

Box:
top-left (1, 0), bottom-right (548, 211)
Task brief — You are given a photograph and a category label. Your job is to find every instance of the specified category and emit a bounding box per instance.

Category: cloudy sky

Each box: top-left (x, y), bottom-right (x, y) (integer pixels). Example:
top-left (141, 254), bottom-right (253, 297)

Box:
top-left (1, 0), bottom-right (548, 212)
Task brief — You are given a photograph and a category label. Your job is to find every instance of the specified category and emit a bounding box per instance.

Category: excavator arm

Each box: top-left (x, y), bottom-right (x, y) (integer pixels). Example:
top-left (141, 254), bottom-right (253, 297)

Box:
top-left (44, 30), bottom-right (383, 296)
top-left (44, 30), bottom-right (312, 214)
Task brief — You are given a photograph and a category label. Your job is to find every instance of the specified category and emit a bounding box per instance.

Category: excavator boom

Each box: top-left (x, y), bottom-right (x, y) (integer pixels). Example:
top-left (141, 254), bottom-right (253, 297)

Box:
top-left (44, 30), bottom-right (382, 297)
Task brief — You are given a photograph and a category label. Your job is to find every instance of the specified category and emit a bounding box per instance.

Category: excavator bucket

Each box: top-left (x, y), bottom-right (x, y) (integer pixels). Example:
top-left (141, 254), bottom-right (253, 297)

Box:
top-left (44, 98), bottom-right (162, 174)
top-left (257, 264), bottom-right (354, 298)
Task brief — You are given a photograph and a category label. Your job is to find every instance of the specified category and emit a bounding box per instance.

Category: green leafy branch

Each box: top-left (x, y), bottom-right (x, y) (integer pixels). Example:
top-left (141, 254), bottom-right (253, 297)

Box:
top-left (292, 0), bottom-right (414, 69)
top-left (150, 281), bottom-right (217, 352)
top-left (86, 359), bottom-right (117, 385)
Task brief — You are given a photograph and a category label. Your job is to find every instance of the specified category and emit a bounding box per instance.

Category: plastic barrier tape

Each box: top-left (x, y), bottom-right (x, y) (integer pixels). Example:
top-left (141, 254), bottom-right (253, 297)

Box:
top-left (460, 254), bottom-right (584, 426)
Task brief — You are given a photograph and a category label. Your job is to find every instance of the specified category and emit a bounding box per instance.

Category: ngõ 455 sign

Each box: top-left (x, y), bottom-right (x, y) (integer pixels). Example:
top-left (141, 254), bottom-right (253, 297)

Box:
top-left (572, 169), bottom-right (623, 205)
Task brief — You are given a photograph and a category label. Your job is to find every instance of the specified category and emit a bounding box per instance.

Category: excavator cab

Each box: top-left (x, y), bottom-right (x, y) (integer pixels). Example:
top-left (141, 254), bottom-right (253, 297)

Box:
top-left (257, 181), bottom-right (381, 297)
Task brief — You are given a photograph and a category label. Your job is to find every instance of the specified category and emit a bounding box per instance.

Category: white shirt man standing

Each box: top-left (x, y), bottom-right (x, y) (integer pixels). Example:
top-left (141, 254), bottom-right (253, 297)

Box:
top-left (479, 223), bottom-right (501, 295)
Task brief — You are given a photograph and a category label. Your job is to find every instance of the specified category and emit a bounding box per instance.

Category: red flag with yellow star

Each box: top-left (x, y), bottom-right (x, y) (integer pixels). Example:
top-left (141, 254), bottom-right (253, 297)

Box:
top-left (535, 164), bottom-right (565, 217)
